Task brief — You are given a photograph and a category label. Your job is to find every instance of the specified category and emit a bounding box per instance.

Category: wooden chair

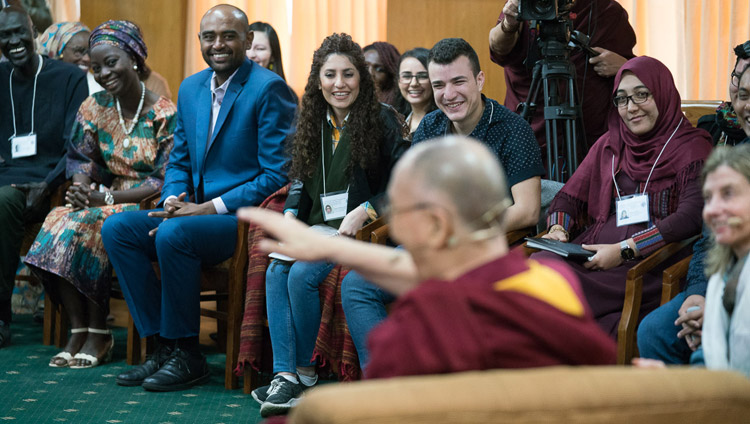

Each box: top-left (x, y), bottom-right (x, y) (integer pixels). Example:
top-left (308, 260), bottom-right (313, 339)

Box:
top-left (123, 192), bottom-right (249, 389)
top-left (520, 233), bottom-right (700, 365)
top-left (661, 254), bottom-right (693, 305)
top-left (616, 235), bottom-right (699, 364)
top-left (681, 100), bottom-right (721, 127)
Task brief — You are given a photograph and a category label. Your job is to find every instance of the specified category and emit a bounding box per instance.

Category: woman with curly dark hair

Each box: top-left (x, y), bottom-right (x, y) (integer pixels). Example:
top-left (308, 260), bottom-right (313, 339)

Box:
top-left (253, 33), bottom-right (408, 418)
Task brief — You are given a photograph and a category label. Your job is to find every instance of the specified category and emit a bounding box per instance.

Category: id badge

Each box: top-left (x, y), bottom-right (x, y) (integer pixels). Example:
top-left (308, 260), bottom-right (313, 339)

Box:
top-left (616, 194), bottom-right (649, 227)
top-left (10, 133), bottom-right (37, 159)
top-left (320, 190), bottom-right (348, 221)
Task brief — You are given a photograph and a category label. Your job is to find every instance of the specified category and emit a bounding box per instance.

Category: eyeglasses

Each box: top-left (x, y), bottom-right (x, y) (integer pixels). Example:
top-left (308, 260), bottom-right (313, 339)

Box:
top-left (399, 72), bottom-right (429, 84)
top-left (613, 91), bottom-right (652, 108)
top-left (731, 70), bottom-right (744, 88)
top-left (383, 202), bottom-right (436, 222)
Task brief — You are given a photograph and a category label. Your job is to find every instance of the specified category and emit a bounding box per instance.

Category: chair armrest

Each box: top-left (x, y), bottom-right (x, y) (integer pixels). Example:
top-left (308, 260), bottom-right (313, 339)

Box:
top-left (617, 235), bottom-right (700, 364)
top-left (356, 217), bottom-right (386, 242)
top-left (139, 191), bottom-right (161, 210)
top-left (661, 255), bottom-right (692, 305)
top-left (506, 227), bottom-right (534, 246)
top-left (371, 224), bottom-right (389, 245)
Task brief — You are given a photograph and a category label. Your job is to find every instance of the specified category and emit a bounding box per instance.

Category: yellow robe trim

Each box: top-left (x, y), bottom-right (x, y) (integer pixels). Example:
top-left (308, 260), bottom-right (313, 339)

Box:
top-left (493, 260), bottom-right (585, 317)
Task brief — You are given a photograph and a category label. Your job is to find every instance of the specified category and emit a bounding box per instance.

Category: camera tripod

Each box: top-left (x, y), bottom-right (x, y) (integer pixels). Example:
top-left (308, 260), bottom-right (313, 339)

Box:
top-left (519, 32), bottom-right (594, 182)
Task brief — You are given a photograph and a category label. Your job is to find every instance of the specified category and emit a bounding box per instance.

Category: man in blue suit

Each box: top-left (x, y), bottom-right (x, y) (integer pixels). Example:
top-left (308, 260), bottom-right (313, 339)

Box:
top-left (102, 4), bottom-right (296, 392)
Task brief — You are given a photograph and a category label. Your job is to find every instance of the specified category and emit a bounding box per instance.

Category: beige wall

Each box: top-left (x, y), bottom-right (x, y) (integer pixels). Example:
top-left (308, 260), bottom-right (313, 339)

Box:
top-left (80, 0), bottom-right (188, 100)
top-left (387, 0), bottom-right (507, 103)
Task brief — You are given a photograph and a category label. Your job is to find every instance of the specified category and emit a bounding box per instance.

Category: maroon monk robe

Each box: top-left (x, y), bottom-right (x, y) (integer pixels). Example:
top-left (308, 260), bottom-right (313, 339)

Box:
top-left (365, 251), bottom-right (616, 379)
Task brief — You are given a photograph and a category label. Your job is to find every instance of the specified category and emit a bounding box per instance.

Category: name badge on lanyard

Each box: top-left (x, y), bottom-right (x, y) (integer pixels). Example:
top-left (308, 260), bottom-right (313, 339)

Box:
top-left (616, 194), bottom-right (649, 227)
top-left (320, 189), bottom-right (348, 221)
top-left (10, 133), bottom-right (37, 158)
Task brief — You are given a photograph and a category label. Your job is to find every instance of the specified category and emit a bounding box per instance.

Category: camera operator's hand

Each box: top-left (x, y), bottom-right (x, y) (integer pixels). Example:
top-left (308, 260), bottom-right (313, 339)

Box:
top-left (502, 0), bottom-right (520, 29)
top-left (490, 0), bottom-right (521, 56)
top-left (589, 47), bottom-right (628, 77)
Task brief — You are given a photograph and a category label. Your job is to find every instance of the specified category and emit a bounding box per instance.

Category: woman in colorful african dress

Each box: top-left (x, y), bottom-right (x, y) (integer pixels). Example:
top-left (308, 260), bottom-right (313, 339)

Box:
top-left (24, 20), bottom-right (175, 369)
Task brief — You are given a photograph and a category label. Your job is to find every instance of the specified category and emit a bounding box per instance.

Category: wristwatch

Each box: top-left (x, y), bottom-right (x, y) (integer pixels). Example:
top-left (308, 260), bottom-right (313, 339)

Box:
top-left (620, 240), bottom-right (635, 260)
top-left (104, 191), bottom-right (115, 205)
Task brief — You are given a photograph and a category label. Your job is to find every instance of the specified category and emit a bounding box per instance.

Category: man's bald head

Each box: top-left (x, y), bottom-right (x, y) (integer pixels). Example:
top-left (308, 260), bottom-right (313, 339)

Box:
top-left (202, 4), bottom-right (249, 28)
top-left (392, 136), bottom-right (510, 230)
top-left (0, 5), bottom-right (38, 73)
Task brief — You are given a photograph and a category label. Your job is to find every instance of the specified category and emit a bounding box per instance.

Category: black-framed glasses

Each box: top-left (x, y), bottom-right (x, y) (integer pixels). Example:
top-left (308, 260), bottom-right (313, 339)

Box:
top-left (399, 72), bottom-right (429, 84)
top-left (613, 91), bottom-right (652, 108)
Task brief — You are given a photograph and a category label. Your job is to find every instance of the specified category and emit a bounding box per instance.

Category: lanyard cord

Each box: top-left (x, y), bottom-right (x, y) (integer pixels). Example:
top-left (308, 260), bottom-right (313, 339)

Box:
top-left (612, 117), bottom-right (683, 200)
top-left (9, 55), bottom-right (43, 139)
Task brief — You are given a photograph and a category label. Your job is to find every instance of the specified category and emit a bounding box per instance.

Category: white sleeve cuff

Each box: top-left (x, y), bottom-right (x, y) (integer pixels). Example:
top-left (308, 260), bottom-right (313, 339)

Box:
top-left (163, 195), bottom-right (178, 206)
top-left (212, 197), bottom-right (228, 215)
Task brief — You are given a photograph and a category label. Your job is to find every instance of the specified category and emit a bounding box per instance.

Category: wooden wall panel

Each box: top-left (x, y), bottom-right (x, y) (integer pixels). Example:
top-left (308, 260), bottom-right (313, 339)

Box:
top-left (80, 0), bottom-right (188, 100)
top-left (387, 0), bottom-right (506, 104)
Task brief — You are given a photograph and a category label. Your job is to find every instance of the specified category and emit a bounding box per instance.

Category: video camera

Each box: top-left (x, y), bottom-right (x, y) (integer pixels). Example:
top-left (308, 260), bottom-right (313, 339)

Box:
top-left (518, 0), bottom-right (575, 21)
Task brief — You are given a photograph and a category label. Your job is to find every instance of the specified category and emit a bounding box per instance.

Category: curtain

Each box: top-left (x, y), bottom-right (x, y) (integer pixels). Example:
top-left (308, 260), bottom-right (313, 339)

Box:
top-left (48, 0), bottom-right (79, 23)
top-left (617, 0), bottom-right (750, 101)
top-left (185, 0), bottom-right (387, 97)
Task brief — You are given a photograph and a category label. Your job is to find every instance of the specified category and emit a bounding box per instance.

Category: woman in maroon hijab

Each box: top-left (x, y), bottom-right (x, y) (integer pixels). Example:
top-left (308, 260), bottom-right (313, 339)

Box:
top-left (534, 56), bottom-right (713, 337)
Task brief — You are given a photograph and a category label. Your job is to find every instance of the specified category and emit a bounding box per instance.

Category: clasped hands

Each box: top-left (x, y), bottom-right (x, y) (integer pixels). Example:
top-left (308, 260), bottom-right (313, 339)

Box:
top-left (543, 226), bottom-right (624, 271)
top-left (147, 192), bottom-right (216, 236)
top-left (65, 182), bottom-right (106, 211)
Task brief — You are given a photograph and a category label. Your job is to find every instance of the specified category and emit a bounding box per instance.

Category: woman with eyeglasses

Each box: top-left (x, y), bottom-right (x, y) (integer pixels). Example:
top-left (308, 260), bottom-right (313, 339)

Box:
top-left (394, 48), bottom-right (437, 136)
top-left (533, 56), bottom-right (713, 337)
top-left (37, 22), bottom-right (102, 94)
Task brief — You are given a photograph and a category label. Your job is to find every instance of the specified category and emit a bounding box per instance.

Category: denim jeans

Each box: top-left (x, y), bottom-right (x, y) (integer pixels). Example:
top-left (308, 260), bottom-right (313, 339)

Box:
top-left (637, 292), bottom-right (694, 364)
top-left (266, 259), bottom-right (334, 373)
top-left (341, 271), bottom-right (396, 370)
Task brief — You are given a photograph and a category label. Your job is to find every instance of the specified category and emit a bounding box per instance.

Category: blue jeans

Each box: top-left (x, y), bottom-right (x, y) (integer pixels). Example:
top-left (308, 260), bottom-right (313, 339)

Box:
top-left (265, 259), bottom-right (335, 374)
top-left (341, 271), bottom-right (395, 370)
top-left (637, 292), bottom-right (693, 364)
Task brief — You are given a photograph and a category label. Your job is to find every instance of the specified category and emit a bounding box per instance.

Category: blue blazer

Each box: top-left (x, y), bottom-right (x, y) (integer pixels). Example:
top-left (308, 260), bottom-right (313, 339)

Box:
top-left (161, 59), bottom-right (296, 212)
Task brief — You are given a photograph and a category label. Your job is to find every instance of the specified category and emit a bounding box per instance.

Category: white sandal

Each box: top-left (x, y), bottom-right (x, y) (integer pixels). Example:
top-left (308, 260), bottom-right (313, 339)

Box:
top-left (49, 328), bottom-right (88, 368)
top-left (68, 328), bottom-right (114, 369)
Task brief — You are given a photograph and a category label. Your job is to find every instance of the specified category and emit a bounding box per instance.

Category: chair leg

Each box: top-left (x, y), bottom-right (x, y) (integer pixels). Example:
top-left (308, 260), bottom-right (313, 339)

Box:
top-left (54, 305), bottom-right (69, 349)
top-left (243, 367), bottom-right (260, 394)
top-left (126, 314), bottom-right (141, 365)
top-left (43, 295), bottom-right (55, 345)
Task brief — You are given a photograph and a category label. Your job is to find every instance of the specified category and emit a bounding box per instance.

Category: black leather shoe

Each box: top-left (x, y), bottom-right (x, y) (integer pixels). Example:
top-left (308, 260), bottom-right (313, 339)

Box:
top-left (141, 348), bottom-right (210, 392)
top-left (116, 343), bottom-right (173, 386)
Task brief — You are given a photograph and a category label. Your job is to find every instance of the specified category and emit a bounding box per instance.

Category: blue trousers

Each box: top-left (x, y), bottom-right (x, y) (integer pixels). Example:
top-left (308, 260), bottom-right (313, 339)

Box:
top-left (637, 292), bottom-right (694, 364)
top-left (265, 259), bottom-right (335, 374)
top-left (341, 271), bottom-right (395, 370)
top-left (101, 210), bottom-right (237, 339)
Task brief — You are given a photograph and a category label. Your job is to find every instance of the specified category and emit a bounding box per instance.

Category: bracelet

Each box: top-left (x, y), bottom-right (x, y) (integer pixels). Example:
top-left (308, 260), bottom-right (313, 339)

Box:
top-left (500, 17), bottom-right (520, 34)
top-left (549, 224), bottom-right (569, 238)
top-left (104, 191), bottom-right (114, 205)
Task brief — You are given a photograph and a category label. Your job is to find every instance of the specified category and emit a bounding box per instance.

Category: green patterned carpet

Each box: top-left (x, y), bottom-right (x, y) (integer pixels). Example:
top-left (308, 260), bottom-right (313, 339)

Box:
top-left (0, 315), bottom-right (263, 423)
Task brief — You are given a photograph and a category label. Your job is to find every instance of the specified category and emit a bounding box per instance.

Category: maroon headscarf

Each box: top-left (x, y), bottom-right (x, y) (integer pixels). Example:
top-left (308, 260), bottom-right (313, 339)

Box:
top-left (555, 56), bottom-right (712, 241)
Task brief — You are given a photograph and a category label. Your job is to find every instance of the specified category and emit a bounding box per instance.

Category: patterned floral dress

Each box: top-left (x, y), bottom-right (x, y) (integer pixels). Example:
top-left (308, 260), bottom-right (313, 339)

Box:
top-left (24, 91), bottom-right (176, 307)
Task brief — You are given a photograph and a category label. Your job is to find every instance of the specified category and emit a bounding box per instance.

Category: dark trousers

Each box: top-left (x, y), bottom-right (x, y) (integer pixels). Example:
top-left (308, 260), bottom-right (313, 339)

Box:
top-left (0, 186), bottom-right (25, 323)
top-left (101, 210), bottom-right (237, 339)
